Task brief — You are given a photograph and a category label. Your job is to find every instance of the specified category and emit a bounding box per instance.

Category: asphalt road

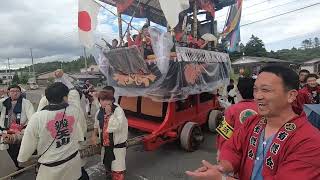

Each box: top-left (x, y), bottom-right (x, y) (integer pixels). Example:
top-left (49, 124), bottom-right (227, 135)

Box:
top-left (1, 88), bottom-right (219, 180)
top-left (6, 132), bottom-right (218, 180)
top-left (87, 131), bottom-right (218, 180)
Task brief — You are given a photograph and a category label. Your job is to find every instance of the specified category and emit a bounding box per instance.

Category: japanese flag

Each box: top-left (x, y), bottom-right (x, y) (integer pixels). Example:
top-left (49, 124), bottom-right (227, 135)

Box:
top-left (78, 0), bottom-right (100, 49)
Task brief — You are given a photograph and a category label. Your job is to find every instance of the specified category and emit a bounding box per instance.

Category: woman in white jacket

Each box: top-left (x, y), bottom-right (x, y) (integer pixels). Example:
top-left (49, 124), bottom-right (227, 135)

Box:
top-left (91, 90), bottom-right (128, 180)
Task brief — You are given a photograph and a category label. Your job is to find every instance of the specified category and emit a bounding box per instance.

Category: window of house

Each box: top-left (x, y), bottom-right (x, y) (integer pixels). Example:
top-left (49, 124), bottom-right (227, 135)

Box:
top-left (317, 63), bottom-right (320, 74)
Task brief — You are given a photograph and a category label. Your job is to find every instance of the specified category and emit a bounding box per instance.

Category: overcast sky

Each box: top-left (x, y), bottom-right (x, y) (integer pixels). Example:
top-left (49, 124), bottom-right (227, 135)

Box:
top-left (0, 0), bottom-right (319, 69)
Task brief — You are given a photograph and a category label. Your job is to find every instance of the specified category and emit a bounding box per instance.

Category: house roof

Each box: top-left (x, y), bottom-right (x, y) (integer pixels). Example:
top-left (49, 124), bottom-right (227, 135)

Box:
top-left (37, 72), bottom-right (56, 79)
top-left (70, 73), bottom-right (99, 79)
top-left (37, 71), bottom-right (74, 82)
top-left (302, 58), bottom-right (320, 65)
top-left (232, 56), bottom-right (292, 65)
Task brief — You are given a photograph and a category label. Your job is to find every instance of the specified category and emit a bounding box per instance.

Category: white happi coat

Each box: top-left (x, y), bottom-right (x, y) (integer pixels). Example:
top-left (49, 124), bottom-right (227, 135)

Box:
top-left (0, 97), bottom-right (35, 130)
top-left (37, 90), bottom-right (87, 137)
top-left (94, 104), bottom-right (128, 171)
top-left (37, 89), bottom-right (88, 167)
top-left (18, 89), bottom-right (86, 180)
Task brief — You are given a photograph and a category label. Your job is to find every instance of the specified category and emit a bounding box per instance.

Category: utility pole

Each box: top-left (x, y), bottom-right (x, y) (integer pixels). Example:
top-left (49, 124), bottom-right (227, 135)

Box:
top-left (7, 58), bottom-right (10, 77)
top-left (83, 47), bottom-right (88, 73)
top-left (7, 58), bottom-right (10, 85)
top-left (30, 48), bottom-right (35, 78)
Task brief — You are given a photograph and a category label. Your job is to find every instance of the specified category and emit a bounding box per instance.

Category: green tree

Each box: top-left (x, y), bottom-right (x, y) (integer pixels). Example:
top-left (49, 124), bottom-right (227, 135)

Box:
top-left (243, 68), bottom-right (252, 78)
top-left (17, 54), bottom-right (97, 75)
top-left (239, 43), bottom-right (245, 52)
top-left (314, 37), bottom-right (320, 48)
top-left (20, 73), bottom-right (30, 84)
top-left (12, 73), bottom-right (20, 84)
top-left (301, 39), bottom-right (310, 49)
top-left (47, 77), bottom-right (55, 85)
top-left (244, 35), bottom-right (267, 57)
top-left (308, 38), bottom-right (313, 48)
top-left (302, 39), bottom-right (313, 49)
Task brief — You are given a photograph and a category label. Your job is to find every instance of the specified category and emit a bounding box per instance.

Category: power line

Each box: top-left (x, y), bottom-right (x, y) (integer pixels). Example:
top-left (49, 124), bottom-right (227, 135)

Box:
top-left (242, 0), bottom-right (307, 18)
top-left (244, 0), bottom-right (273, 9)
top-left (241, 2), bottom-right (320, 27)
top-left (216, 0), bottom-right (275, 19)
top-left (264, 30), bottom-right (320, 45)
top-left (216, 0), bottom-right (311, 20)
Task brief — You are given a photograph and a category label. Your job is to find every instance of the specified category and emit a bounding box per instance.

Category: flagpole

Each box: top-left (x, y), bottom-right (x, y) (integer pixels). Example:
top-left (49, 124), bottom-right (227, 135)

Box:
top-left (83, 47), bottom-right (88, 73)
top-left (7, 58), bottom-right (10, 85)
top-left (7, 58), bottom-right (10, 77)
top-left (30, 48), bottom-right (35, 78)
top-left (117, 12), bottom-right (123, 46)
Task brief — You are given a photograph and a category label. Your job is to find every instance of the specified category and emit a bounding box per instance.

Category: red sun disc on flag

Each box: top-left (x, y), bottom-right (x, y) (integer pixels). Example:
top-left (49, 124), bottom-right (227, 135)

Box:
top-left (78, 11), bottom-right (91, 31)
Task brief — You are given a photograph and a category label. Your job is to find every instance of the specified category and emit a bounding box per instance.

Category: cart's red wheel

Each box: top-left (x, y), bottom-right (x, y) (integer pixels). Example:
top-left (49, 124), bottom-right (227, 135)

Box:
top-left (180, 122), bottom-right (204, 152)
top-left (208, 110), bottom-right (222, 133)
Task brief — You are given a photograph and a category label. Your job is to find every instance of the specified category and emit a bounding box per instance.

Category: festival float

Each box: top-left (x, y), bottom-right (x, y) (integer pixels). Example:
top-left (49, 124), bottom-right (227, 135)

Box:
top-left (0, 0), bottom-right (243, 155)
top-left (88, 0), bottom-right (243, 152)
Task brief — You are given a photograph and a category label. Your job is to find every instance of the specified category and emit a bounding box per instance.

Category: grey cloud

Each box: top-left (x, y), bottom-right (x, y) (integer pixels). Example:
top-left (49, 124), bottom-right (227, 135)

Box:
top-left (0, 0), bottom-right (85, 68)
top-left (1, 0), bottom-right (320, 70)
top-left (0, 0), bottom-right (121, 70)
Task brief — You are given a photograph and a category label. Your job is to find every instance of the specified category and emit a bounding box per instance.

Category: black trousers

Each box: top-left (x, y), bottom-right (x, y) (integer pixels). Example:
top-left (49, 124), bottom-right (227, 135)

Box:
top-left (79, 167), bottom-right (89, 180)
top-left (103, 146), bottom-right (115, 180)
top-left (228, 96), bottom-right (235, 104)
top-left (7, 144), bottom-right (21, 169)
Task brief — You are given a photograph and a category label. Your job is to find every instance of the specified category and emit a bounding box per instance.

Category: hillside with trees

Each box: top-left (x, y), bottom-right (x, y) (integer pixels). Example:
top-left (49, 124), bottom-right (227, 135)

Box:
top-left (230, 35), bottom-right (320, 62)
top-left (9, 55), bottom-right (96, 84)
top-left (18, 55), bottom-right (96, 75)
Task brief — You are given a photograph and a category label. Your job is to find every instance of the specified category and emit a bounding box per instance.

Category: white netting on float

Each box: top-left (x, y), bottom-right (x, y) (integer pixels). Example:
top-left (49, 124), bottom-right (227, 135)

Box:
top-left (176, 47), bottom-right (230, 63)
top-left (95, 26), bottom-right (232, 102)
top-left (97, 50), bottom-right (109, 78)
top-left (148, 27), bottom-right (174, 74)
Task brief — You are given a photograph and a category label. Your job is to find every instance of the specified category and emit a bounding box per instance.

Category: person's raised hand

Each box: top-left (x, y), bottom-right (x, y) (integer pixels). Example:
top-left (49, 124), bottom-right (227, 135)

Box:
top-left (186, 160), bottom-right (222, 180)
top-left (0, 89), bottom-right (7, 97)
top-left (54, 69), bottom-right (64, 78)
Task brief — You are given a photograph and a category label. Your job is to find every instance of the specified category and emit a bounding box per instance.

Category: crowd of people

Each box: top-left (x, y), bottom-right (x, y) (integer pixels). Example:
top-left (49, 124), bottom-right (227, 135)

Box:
top-left (104, 23), bottom-right (210, 60)
top-left (103, 24), bottom-right (154, 59)
top-left (0, 69), bottom-right (128, 180)
top-left (0, 65), bottom-right (319, 180)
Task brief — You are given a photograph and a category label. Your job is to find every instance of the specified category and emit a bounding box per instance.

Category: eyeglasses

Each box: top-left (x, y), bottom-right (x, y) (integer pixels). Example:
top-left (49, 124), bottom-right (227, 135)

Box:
top-left (9, 90), bottom-right (20, 93)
